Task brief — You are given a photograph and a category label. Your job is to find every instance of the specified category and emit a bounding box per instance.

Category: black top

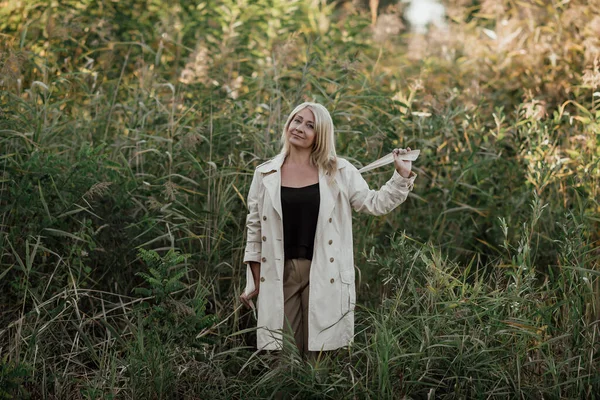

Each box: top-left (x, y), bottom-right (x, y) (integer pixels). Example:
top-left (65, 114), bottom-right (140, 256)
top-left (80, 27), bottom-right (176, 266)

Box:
top-left (281, 182), bottom-right (320, 261)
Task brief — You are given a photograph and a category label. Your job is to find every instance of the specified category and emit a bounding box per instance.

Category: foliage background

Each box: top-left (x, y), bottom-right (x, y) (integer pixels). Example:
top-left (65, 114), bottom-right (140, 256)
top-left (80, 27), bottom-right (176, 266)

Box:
top-left (1, 0), bottom-right (599, 398)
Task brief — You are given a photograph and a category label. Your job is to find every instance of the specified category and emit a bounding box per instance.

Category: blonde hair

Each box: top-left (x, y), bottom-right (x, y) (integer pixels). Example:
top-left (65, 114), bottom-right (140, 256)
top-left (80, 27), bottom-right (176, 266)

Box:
top-left (279, 102), bottom-right (338, 178)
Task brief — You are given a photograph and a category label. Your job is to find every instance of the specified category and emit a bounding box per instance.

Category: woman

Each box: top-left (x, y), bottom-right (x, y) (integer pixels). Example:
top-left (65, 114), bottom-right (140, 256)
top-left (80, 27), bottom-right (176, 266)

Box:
top-left (239, 102), bottom-right (417, 358)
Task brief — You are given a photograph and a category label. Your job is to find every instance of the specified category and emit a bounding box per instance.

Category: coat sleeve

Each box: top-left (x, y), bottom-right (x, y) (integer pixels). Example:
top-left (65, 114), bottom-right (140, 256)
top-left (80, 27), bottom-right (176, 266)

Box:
top-left (243, 169), bottom-right (262, 263)
top-left (242, 169), bottom-right (262, 295)
top-left (345, 162), bottom-right (417, 216)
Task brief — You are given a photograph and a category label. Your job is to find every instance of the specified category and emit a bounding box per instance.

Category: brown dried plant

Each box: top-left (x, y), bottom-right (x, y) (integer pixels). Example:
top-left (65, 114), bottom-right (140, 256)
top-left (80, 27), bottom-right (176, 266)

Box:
top-left (582, 57), bottom-right (600, 90)
top-left (83, 182), bottom-right (113, 200)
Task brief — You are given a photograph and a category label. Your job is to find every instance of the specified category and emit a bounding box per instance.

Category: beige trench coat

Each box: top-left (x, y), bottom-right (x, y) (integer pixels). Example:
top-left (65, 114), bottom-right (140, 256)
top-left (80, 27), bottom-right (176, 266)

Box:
top-left (242, 153), bottom-right (417, 351)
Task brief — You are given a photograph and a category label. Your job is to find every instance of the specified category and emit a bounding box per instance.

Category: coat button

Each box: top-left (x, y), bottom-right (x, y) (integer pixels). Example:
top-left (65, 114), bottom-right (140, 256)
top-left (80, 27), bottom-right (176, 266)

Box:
top-left (328, 218), bottom-right (332, 223)
top-left (328, 240), bottom-right (333, 245)
top-left (330, 257), bottom-right (334, 263)
top-left (330, 278), bottom-right (334, 283)
top-left (263, 216), bottom-right (267, 221)
top-left (262, 236), bottom-right (267, 241)
top-left (260, 277), bottom-right (265, 282)
top-left (261, 257), bottom-right (267, 262)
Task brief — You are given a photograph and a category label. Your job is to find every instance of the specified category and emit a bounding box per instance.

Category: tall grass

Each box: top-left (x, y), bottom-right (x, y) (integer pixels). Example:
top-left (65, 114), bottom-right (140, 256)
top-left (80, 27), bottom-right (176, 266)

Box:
top-left (1, 0), bottom-right (598, 398)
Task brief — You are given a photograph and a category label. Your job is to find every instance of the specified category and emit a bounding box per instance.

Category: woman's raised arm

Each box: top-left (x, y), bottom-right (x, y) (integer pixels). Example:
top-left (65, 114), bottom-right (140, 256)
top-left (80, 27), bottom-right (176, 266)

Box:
top-left (345, 160), bottom-right (416, 216)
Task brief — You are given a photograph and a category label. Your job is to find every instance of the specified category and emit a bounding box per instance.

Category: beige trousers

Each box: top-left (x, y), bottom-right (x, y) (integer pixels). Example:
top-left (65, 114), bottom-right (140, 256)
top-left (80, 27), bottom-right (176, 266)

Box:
top-left (282, 258), bottom-right (318, 359)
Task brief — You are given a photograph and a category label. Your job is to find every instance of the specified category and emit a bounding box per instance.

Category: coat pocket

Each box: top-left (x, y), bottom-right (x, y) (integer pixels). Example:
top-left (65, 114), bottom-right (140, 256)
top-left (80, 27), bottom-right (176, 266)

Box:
top-left (340, 269), bottom-right (355, 315)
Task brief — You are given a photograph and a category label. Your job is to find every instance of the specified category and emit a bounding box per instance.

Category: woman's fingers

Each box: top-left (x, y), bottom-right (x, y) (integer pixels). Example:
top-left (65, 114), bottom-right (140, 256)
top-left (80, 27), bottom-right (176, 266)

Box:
top-left (240, 293), bottom-right (249, 308)
top-left (393, 148), bottom-right (412, 162)
top-left (240, 289), bottom-right (259, 308)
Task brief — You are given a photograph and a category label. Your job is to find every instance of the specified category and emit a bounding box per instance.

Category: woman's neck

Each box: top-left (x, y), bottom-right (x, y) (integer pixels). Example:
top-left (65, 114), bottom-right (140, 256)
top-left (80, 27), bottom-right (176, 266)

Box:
top-left (285, 146), bottom-right (313, 166)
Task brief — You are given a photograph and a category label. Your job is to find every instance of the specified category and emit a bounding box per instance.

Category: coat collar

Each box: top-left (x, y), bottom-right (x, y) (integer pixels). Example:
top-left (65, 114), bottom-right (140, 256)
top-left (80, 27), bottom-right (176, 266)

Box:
top-left (258, 153), bottom-right (345, 226)
top-left (256, 153), bottom-right (286, 173)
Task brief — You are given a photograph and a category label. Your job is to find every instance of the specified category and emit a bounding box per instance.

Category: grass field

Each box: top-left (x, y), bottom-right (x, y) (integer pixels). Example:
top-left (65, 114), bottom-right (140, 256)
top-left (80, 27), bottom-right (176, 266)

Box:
top-left (1, 0), bottom-right (599, 398)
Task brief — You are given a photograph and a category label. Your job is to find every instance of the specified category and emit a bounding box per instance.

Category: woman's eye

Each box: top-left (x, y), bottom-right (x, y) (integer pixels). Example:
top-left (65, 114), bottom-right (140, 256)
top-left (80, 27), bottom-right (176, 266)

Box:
top-left (292, 118), bottom-right (312, 129)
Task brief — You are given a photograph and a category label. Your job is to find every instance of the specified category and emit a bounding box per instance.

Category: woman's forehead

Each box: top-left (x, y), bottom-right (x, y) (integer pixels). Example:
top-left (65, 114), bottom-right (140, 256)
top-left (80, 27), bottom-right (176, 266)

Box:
top-left (295, 108), bottom-right (315, 121)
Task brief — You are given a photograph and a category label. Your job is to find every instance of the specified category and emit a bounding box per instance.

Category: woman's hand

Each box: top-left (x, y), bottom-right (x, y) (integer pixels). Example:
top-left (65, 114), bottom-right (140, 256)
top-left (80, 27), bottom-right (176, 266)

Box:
top-left (393, 147), bottom-right (413, 178)
top-left (240, 287), bottom-right (259, 309)
top-left (240, 261), bottom-right (261, 309)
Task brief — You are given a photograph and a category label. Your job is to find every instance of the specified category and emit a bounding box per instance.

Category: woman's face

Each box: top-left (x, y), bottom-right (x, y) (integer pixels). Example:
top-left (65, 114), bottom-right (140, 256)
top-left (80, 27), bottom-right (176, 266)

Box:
top-left (287, 108), bottom-right (316, 150)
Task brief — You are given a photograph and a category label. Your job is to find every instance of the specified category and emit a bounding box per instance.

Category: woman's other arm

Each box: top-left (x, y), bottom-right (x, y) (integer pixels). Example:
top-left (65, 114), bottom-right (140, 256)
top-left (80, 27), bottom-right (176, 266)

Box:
top-left (243, 169), bottom-right (262, 263)
top-left (240, 169), bottom-right (262, 308)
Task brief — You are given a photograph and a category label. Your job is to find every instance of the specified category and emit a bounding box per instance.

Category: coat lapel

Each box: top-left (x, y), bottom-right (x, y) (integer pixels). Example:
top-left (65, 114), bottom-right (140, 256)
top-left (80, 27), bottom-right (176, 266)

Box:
top-left (262, 171), bottom-right (282, 221)
top-left (317, 168), bottom-right (339, 235)
top-left (259, 153), bottom-right (285, 221)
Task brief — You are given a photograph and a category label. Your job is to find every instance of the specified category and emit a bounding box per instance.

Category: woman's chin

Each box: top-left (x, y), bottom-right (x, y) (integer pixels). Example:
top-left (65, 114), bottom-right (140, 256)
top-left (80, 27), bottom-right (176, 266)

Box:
top-left (289, 139), bottom-right (306, 148)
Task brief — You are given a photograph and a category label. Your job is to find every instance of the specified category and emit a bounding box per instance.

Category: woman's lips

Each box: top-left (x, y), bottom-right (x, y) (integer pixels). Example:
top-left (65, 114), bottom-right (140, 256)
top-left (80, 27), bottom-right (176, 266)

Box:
top-left (291, 133), bottom-right (303, 140)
